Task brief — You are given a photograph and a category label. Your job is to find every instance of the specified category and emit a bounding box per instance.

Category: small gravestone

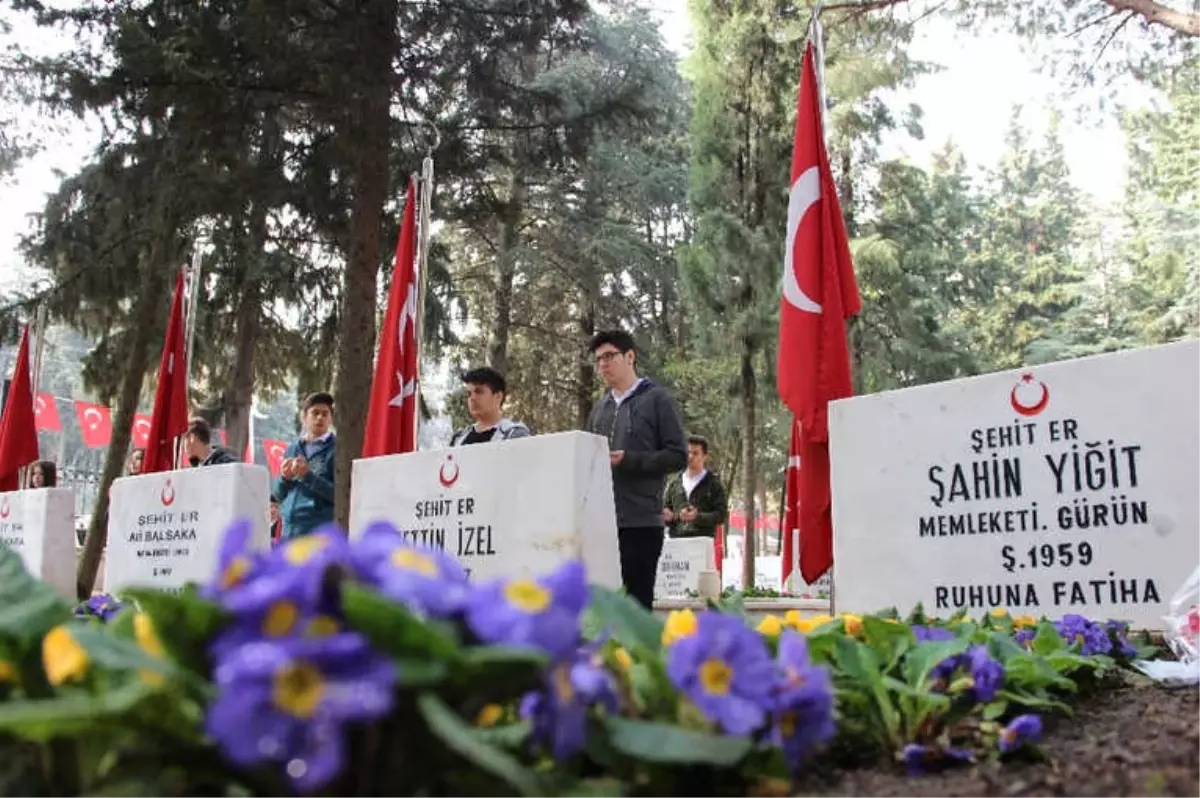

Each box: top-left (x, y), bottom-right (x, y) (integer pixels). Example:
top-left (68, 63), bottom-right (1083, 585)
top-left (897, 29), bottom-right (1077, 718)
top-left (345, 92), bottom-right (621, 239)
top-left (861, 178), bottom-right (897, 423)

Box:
top-left (0, 487), bottom-right (76, 598)
top-left (349, 431), bottom-right (621, 587)
top-left (106, 464), bottom-right (271, 594)
top-left (829, 340), bottom-right (1199, 627)
top-left (655, 537), bottom-right (715, 598)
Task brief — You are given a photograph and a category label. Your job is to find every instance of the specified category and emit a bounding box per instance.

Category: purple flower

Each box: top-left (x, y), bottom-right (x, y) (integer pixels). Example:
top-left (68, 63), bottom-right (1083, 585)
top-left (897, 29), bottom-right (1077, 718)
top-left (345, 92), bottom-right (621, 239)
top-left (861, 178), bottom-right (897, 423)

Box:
top-left (772, 631), bottom-right (836, 771)
top-left (1104, 620), bottom-right (1137, 658)
top-left (519, 642), bottom-right (619, 761)
top-left (912, 625), bottom-right (955, 643)
top-left (998, 713), bottom-right (1042, 753)
top-left (667, 611), bottom-right (775, 735)
top-left (1054, 614), bottom-right (1112, 656)
top-left (219, 525), bottom-right (351, 618)
top-left (465, 561), bottom-right (588, 660)
top-left (901, 742), bottom-right (972, 775)
top-left (205, 633), bottom-right (394, 792)
top-left (350, 522), bottom-right (470, 619)
top-left (75, 594), bottom-right (126, 622)
top-left (964, 645), bottom-right (1004, 702)
top-left (1013, 628), bottom-right (1035, 648)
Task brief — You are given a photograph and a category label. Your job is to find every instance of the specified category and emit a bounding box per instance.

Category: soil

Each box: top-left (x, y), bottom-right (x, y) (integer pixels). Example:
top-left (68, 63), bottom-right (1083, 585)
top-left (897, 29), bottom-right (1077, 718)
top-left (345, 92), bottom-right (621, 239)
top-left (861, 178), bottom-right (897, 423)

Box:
top-left (799, 680), bottom-right (1199, 797)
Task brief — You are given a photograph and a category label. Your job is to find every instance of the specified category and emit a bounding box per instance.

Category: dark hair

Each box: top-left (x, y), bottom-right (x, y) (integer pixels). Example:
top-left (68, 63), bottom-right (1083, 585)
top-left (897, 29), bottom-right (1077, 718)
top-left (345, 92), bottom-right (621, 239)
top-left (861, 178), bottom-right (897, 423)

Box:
top-left (187, 417), bottom-right (213, 445)
top-left (303, 392), bottom-right (335, 412)
top-left (270, 495), bottom-right (279, 505)
top-left (687, 435), bottom-right (709, 454)
top-left (33, 460), bottom-right (57, 487)
top-left (588, 329), bottom-right (636, 355)
top-left (462, 366), bottom-right (507, 396)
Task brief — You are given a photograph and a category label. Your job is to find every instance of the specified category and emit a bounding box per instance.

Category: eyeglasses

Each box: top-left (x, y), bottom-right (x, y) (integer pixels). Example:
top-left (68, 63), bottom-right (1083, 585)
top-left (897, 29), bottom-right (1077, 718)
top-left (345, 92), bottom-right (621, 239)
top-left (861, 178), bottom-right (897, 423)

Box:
top-left (594, 350), bottom-right (624, 367)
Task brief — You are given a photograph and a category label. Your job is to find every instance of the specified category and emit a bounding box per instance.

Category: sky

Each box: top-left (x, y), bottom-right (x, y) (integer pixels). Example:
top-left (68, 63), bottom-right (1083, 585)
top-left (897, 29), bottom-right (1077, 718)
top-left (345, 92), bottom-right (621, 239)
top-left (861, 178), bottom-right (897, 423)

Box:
top-left (0, 2), bottom-right (1137, 294)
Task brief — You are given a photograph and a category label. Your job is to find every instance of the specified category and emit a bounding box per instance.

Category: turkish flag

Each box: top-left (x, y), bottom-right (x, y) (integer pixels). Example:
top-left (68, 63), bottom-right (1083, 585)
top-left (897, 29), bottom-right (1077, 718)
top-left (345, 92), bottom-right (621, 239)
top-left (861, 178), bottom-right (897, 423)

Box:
top-left (776, 42), bottom-right (861, 584)
top-left (0, 326), bottom-right (40, 490)
top-left (34, 392), bottom-right (61, 432)
top-left (362, 178), bottom-right (420, 457)
top-left (262, 439), bottom-right (287, 477)
top-left (74, 401), bottom-right (113, 448)
top-left (143, 268), bottom-right (190, 474)
top-left (130, 413), bottom-right (152, 448)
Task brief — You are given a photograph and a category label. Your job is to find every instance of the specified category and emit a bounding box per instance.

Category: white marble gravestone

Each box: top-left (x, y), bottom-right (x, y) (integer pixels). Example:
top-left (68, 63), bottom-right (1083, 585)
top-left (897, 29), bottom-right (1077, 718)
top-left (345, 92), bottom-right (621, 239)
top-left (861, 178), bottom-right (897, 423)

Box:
top-left (0, 487), bottom-right (77, 598)
top-left (829, 339), bottom-right (1200, 628)
top-left (655, 537), bottom-right (715, 598)
top-left (106, 463), bottom-right (271, 594)
top-left (349, 430), bottom-right (621, 587)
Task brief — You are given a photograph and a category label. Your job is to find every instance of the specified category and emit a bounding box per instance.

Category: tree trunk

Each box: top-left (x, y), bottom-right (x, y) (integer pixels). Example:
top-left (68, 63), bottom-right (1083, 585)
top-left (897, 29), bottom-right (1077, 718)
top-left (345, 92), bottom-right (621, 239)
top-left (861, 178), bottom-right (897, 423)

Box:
top-left (76, 253), bottom-right (174, 598)
top-left (331, 0), bottom-right (397, 528)
top-left (487, 172), bottom-right (525, 375)
top-left (739, 342), bottom-right (756, 591)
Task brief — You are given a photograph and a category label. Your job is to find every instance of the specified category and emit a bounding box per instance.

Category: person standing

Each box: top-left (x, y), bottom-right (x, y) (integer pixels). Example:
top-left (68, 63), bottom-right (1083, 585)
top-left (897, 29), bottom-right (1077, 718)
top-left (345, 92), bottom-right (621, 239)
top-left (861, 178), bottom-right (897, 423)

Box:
top-left (30, 460), bottom-right (57, 488)
top-left (184, 418), bottom-right (238, 467)
top-left (664, 435), bottom-right (728, 539)
top-left (585, 330), bottom-right (686, 610)
top-left (274, 392), bottom-right (336, 540)
top-left (449, 366), bottom-right (532, 446)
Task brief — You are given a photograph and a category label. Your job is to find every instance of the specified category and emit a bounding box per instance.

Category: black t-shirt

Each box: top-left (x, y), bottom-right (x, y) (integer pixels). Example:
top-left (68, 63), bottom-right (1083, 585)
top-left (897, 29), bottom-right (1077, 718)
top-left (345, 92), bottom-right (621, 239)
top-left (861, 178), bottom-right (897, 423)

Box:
top-left (460, 427), bottom-right (497, 445)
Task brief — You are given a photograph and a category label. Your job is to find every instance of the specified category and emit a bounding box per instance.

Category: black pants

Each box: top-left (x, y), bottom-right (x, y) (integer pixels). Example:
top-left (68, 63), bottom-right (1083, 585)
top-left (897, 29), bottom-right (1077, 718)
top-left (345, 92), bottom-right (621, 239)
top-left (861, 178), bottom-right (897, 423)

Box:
top-left (618, 526), bottom-right (664, 610)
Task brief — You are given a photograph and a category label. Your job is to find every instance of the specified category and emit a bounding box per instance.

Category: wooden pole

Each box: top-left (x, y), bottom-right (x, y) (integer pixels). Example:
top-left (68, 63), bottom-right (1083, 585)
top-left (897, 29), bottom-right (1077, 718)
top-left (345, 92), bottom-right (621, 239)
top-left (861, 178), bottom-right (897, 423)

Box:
top-left (411, 123), bottom-right (439, 447)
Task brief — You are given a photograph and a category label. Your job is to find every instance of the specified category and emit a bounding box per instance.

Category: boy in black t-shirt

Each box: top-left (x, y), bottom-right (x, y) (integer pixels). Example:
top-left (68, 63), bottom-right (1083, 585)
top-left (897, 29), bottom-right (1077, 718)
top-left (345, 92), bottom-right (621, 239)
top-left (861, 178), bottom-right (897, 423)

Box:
top-left (449, 367), bottom-right (532, 446)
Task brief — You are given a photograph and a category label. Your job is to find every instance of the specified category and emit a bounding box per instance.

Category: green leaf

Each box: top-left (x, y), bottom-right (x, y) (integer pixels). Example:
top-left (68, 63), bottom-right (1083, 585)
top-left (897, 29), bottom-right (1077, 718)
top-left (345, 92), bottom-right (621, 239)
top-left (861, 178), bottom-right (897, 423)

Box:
top-left (863, 616), bottom-right (913, 668)
top-left (393, 658), bottom-right (448, 687)
top-left (982, 699), bottom-right (1009, 721)
top-left (416, 692), bottom-right (543, 797)
top-left (0, 681), bottom-right (155, 741)
top-left (582, 585), bottom-right (663, 654)
top-left (0, 545), bottom-right (72, 644)
top-left (475, 720), bottom-right (532, 750)
top-left (342, 584), bottom-right (460, 661)
top-left (69, 625), bottom-right (174, 678)
top-left (1031, 623), bottom-right (1065, 656)
top-left (453, 645), bottom-right (549, 696)
top-left (602, 715), bottom-right (753, 767)
top-left (902, 638), bottom-right (971, 688)
top-left (833, 635), bottom-right (884, 685)
top-left (118, 587), bottom-right (225, 676)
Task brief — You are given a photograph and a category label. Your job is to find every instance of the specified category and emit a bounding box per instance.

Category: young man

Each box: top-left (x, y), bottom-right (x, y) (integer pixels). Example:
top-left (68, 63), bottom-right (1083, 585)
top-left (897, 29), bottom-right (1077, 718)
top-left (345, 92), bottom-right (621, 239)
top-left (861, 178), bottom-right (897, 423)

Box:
top-left (274, 392), bottom-right (336, 540)
top-left (184, 418), bottom-right (238, 467)
top-left (449, 366), bottom-right (531, 446)
top-left (585, 329), bottom-right (687, 610)
top-left (664, 435), bottom-right (728, 539)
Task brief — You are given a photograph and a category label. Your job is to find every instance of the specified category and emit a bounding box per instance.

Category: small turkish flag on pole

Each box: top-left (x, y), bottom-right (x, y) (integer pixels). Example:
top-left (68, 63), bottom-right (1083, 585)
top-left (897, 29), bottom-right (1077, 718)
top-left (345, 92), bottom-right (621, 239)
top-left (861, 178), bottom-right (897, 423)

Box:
top-left (34, 392), bottom-right (61, 432)
top-left (363, 178), bottom-right (420, 457)
top-left (0, 326), bottom-right (40, 490)
top-left (143, 268), bottom-right (190, 474)
top-left (777, 40), bottom-right (861, 586)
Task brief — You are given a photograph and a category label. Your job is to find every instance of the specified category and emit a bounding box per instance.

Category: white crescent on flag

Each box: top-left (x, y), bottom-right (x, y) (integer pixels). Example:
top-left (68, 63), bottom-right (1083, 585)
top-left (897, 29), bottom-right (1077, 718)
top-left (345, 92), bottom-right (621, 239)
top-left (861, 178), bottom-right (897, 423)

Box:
top-left (268, 443), bottom-right (285, 460)
top-left (35, 395), bottom-right (45, 415)
top-left (83, 407), bottom-right (102, 428)
top-left (782, 166), bottom-right (823, 314)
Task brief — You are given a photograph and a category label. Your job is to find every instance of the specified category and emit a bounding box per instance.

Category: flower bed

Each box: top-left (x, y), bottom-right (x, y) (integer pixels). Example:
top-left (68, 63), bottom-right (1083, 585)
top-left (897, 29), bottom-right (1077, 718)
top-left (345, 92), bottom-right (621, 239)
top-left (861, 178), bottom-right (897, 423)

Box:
top-left (0, 521), bottom-right (1184, 796)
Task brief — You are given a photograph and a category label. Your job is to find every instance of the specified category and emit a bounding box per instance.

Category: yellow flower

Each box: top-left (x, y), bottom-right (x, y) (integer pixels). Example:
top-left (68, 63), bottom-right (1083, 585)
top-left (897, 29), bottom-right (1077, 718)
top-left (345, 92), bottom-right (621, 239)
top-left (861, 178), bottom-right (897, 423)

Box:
top-left (662, 609), bottom-right (697, 646)
top-left (756, 614), bottom-right (784, 637)
top-left (475, 703), bottom-right (504, 728)
top-left (783, 610), bottom-right (804, 630)
top-left (1013, 615), bottom-right (1038, 629)
top-left (612, 647), bottom-right (633, 673)
top-left (134, 613), bottom-right (167, 686)
top-left (990, 608), bottom-right (1009, 618)
top-left (884, 618), bottom-right (900, 625)
top-left (0, 659), bottom-right (16, 683)
top-left (42, 625), bottom-right (89, 685)
top-left (840, 614), bottom-right (863, 637)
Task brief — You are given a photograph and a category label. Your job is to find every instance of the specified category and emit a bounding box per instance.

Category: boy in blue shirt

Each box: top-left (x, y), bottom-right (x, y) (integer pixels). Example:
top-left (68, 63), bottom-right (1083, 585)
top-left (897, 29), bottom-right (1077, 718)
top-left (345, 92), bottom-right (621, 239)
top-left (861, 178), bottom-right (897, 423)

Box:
top-left (275, 392), bottom-right (336, 539)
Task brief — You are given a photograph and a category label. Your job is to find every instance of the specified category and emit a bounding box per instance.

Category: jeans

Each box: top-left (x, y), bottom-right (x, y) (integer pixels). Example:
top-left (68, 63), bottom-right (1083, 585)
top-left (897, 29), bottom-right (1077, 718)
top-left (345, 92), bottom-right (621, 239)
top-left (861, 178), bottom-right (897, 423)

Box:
top-left (618, 526), bottom-right (664, 610)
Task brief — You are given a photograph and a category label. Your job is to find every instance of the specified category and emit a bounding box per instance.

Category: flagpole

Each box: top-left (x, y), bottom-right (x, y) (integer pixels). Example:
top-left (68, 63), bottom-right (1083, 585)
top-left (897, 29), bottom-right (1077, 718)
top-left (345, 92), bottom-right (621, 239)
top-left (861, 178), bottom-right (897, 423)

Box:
top-left (412, 121), bottom-right (439, 448)
top-left (178, 249), bottom-right (203, 468)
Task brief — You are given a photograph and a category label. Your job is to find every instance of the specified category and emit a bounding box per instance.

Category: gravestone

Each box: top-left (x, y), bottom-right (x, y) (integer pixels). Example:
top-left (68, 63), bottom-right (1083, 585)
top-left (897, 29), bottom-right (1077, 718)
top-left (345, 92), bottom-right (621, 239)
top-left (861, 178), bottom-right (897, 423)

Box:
top-left (349, 431), bottom-right (620, 587)
top-left (655, 537), bottom-right (715, 598)
top-left (0, 488), bottom-right (76, 598)
top-left (106, 463), bottom-right (271, 594)
top-left (829, 340), bottom-right (1200, 628)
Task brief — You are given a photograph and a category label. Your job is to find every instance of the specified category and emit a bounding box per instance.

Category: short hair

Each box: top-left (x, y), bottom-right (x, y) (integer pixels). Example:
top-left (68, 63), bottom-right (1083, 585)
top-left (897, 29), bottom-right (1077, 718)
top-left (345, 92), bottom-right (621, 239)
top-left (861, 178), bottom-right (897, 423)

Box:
top-left (187, 417), bottom-right (213, 444)
top-left (33, 460), bottom-right (57, 487)
top-left (462, 366), bottom-right (507, 395)
top-left (303, 392), bottom-right (334, 412)
top-left (687, 435), bottom-right (710, 454)
top-left (588, 329), bottom-right (636, 355)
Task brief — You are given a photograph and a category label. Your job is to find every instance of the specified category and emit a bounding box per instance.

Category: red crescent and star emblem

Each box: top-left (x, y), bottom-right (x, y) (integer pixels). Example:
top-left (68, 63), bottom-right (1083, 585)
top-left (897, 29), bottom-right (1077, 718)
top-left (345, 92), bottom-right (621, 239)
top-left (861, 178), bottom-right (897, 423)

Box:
top-left (438, 455), bottom-right (460, 488)
top-left (1010, 373), bottom-right (1050, 417)
top-left (161, 478), bottom-right (176, 506)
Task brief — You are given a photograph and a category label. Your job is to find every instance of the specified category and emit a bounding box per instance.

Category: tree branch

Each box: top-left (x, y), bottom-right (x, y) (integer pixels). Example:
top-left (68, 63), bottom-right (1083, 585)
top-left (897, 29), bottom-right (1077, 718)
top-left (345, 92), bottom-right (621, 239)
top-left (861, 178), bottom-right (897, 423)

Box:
top-left (1100, 0), bottom-right (1200, 36)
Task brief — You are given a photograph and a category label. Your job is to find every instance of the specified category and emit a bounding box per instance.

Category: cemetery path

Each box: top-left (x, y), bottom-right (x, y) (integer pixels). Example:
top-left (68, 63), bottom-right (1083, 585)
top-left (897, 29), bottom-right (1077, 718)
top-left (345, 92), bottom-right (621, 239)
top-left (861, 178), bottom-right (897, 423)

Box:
top-left (797, 679), bottom-right (1199, 797)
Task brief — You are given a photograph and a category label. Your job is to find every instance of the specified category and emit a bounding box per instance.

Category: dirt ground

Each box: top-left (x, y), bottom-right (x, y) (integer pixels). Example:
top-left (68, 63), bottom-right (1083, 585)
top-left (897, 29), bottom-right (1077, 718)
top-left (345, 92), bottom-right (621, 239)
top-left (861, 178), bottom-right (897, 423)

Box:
top-left (799, 680), bottom-right (1199, 797)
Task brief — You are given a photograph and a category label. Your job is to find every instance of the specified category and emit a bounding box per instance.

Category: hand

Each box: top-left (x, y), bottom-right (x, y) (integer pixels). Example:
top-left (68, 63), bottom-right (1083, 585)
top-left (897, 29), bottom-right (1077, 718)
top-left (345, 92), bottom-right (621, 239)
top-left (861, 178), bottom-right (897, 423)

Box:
top-left (681, 506), bottom-right (698, 523)
top-left (292, 458), bottom-right (310, 479)
top-left (662, 508), bottom-right (675, 523)
top-left (609, 450), bottom-right (625, 467)
top-left (280, 458), bottom-right (295, 480)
